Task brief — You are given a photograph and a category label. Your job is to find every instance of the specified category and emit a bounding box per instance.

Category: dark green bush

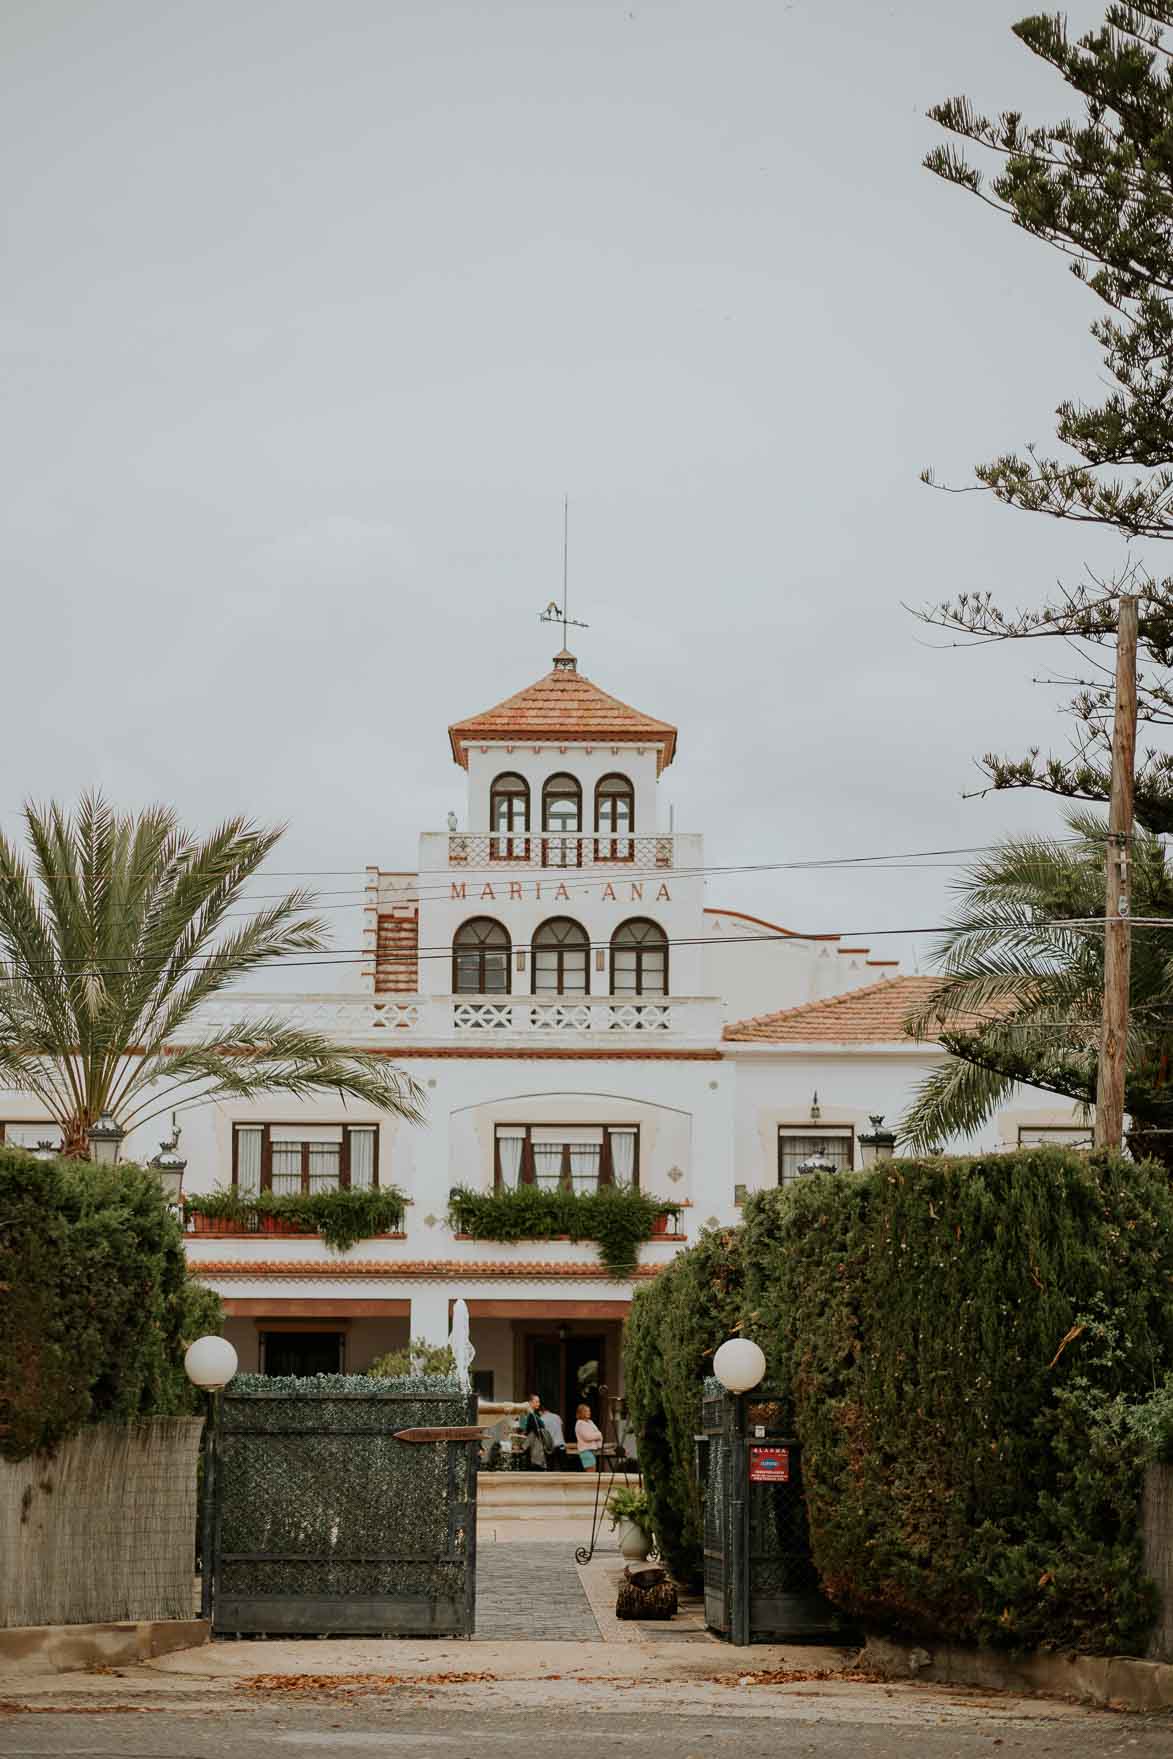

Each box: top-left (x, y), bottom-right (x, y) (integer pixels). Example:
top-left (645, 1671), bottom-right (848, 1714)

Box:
top-left (449, 1183), bottom-right (670, 1278)
top-left (0, 1147), bottom-right (223, 1461)
top-left (185, 1184), bottom-right (406, 1252)
top-left (625, 1224), bottom-right (746, 1576)
top-left (625, 1149), bottom-right (1173, 1654)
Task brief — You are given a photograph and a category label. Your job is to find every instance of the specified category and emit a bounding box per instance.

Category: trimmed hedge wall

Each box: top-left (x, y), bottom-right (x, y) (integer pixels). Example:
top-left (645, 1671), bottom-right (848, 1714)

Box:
top-left (625, 1148), bottom-right (1173, 1654)
top-left (0, 1147), bottom-right (222, 1461)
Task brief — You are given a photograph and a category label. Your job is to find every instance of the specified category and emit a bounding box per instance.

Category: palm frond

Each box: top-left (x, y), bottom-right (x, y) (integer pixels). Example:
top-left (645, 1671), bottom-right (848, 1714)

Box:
top-left (0, 796), bottom-right (422, 1145)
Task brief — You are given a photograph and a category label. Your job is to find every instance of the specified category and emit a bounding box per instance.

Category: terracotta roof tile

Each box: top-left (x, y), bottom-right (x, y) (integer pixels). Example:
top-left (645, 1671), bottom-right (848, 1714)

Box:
top-left (723, 975), bottom-right (954, 1044)
top-left (449, 655), bottom-right (677, 772)
top-left (188, 1258), bottom-right (664, 1280)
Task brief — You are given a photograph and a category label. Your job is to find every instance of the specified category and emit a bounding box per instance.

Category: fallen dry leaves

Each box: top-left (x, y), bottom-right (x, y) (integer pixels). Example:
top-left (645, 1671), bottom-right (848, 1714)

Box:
top-left (236, 1671), bottom-right (498, 1698)
top-left (711, 1668), bottom-right (882, 1687)
top-left (0, 1702), bottom-right (162, 1715)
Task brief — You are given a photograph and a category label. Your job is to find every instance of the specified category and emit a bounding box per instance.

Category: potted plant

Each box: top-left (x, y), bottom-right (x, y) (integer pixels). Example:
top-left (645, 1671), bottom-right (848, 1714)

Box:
top-left (651, 1205), bottom-right (681, 1237)
top-left (606, 1483), bottom-right (654, 1561)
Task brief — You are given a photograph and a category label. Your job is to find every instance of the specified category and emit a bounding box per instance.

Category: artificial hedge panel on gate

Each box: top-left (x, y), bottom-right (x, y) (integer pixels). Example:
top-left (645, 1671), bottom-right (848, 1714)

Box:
top-left (625, 1148), bottom-right (1173, 1653)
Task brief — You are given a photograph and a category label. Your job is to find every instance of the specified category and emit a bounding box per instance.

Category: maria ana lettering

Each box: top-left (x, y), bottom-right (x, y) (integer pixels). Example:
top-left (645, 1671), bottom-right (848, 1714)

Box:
top-left (449, 881), bottom-right (671, 903)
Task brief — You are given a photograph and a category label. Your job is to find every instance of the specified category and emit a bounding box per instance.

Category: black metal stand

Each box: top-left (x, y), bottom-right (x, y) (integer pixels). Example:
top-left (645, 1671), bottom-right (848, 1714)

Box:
top-left (574, 1385), bottom-right (644, 1565)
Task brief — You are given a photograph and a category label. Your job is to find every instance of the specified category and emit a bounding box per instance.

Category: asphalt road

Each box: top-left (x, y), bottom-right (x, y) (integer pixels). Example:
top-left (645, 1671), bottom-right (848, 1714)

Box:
top-left (4, 1698), bottom-right (1173, 1758)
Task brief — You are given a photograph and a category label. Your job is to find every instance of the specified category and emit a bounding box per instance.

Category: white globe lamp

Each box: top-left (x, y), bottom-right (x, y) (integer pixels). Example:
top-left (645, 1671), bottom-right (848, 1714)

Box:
top-left (713, 1337), bottom-right (766, 1394)
top-left (184, 1335), bottom-right (238, 1392)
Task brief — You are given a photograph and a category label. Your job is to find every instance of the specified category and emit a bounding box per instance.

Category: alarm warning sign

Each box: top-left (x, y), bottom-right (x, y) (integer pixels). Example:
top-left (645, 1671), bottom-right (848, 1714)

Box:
top-left (748, 1445), bottom-right (790, 1483)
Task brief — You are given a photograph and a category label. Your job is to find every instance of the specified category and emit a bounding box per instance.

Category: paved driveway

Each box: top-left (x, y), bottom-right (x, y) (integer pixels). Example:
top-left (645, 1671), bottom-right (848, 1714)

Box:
top-left (474, 1539), bottom-right (600, 1640)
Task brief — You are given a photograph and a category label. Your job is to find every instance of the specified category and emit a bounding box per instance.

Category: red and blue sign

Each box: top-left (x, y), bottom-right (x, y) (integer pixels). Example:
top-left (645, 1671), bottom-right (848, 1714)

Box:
top-left (749, 1445), bottom-right (790, 1483)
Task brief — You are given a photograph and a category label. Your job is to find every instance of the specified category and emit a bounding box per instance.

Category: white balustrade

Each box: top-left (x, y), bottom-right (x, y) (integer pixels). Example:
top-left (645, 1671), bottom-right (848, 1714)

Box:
top-left (182, 992), bottom-right (717, 1044)
top-left (445, 832), bottom-right (677, 871)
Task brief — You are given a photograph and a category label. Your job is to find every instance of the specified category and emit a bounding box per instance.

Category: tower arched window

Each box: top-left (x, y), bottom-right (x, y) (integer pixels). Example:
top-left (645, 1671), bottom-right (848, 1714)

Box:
top-left (542, 773), bottom-right (582, 833)
top-left (452, 917), bottom-right (511, 995)
top-left (595, 774), bottom-right (635, 860)
top-left (489, 773), bottom-right (529, 859)
top-left (611, 918), bottom-right (668, 997)
top-left (541, 772), bottom-right (582, 868)
top-left (532, 917), bottom-right (590, 997)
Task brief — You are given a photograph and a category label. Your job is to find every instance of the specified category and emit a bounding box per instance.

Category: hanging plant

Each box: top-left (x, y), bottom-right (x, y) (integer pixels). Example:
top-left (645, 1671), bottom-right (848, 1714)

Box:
top-left (448, 1184), bottom-right (670, 1278)
top-left (184, 1186), bottom-right (406, 1253)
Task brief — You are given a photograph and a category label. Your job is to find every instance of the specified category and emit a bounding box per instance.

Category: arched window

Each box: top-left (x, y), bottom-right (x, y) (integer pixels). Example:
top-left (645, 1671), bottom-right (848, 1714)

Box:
top-left (532, 917), bottom-right (590, 997)
top-left (542, 773), bottom-right (582, 833)
top-left (453, 917), bottom-right (511, 994)
top-left (611, 918), bottom-right (668, 997)
top-left (595, 773), bottom-right (635, 862)
top-left (489, 773), bottom-right (530, 860)
top-left (595, 774), bottom-right (634, 833)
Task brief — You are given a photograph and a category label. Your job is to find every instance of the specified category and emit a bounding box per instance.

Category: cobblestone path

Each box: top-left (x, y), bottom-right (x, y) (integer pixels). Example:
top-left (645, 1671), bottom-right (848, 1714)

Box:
top-left (473, 1539), bottom-right (601, 1640)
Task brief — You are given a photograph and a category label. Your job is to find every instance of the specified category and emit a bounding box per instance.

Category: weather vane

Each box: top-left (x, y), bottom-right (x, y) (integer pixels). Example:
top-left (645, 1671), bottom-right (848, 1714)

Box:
top-left (539, 495), bottom-right (590, 649)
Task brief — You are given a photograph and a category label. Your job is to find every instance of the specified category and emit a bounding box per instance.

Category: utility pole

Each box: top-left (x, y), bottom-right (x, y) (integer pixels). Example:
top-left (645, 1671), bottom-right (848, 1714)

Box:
top-left (1094, 594), bottom-right (1139, 1152)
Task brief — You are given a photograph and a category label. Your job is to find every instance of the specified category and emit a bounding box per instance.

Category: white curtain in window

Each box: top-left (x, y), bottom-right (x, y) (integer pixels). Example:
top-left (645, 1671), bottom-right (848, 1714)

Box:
top-left (778, 1132), bottom-right (852, 1186)
top-left (497, 1129), bottom-right (525, 1189)
top-left (609, 1129), bottom-right (637, 1186)
top-left (236, 1127), bottom-right (262, 1196)
top-left (531, 1143), bottom-right (564, 1188)
top-left (349, 1128), bottom-right (376, 1189)
top-left (569, 1141), bottom-right (599, 1191)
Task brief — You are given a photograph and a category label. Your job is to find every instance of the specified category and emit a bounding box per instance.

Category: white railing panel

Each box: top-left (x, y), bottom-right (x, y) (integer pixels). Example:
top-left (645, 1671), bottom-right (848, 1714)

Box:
top-left (446, 833), bottom-right (676, 871)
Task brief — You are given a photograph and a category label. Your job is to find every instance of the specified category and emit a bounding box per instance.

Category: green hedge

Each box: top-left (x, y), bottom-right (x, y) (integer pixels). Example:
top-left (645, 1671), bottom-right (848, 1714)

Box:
top-left (1, 1147), bottom-right (222, 1461)
top-left (185, 1185), bottom-right (406, 1253)
top-left (625, 1225), bottom-right (746, 1571)
top-left (625, 1149), bottom-right (1173, 1654)
top-left (449, 1184), bottom-right (675, 1278)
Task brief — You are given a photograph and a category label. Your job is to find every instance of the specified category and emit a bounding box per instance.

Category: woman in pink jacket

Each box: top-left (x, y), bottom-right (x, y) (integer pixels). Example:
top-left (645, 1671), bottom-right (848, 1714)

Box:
top-left (575, 1404), bottom-right (603, 1471)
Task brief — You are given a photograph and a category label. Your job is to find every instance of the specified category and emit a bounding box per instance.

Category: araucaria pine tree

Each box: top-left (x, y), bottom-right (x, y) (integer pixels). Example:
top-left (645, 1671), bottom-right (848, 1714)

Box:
top-left (924, 5), bottom-right (1173, 831)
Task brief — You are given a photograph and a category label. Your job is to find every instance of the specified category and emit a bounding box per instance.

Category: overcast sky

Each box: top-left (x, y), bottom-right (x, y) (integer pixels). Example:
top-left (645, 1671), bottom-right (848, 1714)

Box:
top-left (0, 0), bottom-right (1140, 985)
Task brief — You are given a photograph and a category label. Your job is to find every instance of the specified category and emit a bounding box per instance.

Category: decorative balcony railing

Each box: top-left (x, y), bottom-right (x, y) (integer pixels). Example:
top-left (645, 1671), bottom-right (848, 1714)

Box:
top-left (181, 992), bottom-right (720, 1046)
top-left (447, 832), bottom-right (675, 870)
top-left (450, 999), bottom-right (674, 1033)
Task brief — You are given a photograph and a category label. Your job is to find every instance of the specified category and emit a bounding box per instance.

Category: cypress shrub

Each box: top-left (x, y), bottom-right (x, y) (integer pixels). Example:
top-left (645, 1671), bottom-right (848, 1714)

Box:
top-left (0, 1147), bottom-right (222, 1461)
top-left (625, 1225), bottom-right (746, 1577)
top-left (625, 1148), bottom-right (1173, 1653)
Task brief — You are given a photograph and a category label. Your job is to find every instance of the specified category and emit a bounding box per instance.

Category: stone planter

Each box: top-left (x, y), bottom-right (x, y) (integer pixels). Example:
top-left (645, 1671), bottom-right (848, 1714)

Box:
top-left (617, 1520), bottom-right (653, 1561)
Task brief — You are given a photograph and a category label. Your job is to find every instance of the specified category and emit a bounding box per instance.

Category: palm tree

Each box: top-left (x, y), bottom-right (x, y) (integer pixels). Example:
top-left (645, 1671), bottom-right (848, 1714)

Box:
top-left (0, 794), bottom-right (422, 1156)
top-left (901, 810), bottom-right (1173, 1165)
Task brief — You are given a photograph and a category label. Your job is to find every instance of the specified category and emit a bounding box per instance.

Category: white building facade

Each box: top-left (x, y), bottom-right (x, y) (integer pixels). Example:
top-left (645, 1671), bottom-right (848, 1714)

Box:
top-left (0, 650), bottom-right (1090, 1413)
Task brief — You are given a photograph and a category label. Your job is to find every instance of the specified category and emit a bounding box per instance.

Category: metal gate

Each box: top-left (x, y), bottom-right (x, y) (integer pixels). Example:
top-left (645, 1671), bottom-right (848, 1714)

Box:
top-left (697, 1384), bottom-right (845, 1644)
top-left (207, 1379), bottom-right (478, 1637)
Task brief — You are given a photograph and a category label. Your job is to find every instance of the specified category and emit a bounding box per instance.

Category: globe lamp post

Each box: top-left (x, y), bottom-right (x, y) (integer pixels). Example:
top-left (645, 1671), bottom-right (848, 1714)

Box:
top-left (184, 1335), bottom-right (238, 1625)
top-left (713, 1338), bottom-right (766, 1395)
top-left (184, 1336), bottom-right (238, 1392)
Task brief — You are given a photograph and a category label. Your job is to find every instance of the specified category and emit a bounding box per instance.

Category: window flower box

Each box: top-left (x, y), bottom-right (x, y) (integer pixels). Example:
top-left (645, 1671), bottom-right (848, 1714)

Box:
top-left (187, 1213), bottom-right (240, 1237)
top-left (184, 1185), bottom-right (406, 1253)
